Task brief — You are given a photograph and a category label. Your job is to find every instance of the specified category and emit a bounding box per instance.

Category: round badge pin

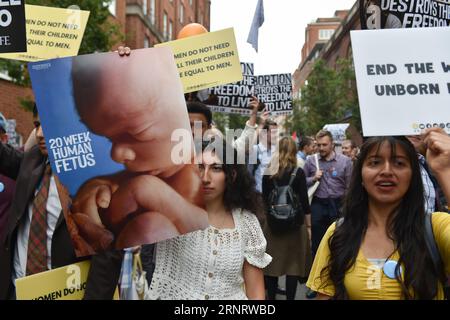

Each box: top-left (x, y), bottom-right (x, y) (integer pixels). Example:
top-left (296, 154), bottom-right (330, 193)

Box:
top-left (0, 182), bottom-right (4, 193)
top-left (383, 260), bottom-right (402, 279)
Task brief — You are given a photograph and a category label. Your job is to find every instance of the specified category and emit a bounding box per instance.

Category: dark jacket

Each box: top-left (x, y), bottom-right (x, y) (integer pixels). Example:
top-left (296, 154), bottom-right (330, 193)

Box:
top-left (0, 174), bottom-right (15, 242)
top-left (0, 143), bottom-right (79, 299)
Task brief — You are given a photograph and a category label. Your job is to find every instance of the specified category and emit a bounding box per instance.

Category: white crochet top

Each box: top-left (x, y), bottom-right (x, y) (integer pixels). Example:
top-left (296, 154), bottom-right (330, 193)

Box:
top-left (146, 209), bottom-right (272, 300)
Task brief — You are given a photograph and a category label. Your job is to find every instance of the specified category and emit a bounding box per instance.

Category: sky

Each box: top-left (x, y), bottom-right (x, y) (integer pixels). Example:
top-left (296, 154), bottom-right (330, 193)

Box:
top-left (210, 0), bottom-right (358, 75)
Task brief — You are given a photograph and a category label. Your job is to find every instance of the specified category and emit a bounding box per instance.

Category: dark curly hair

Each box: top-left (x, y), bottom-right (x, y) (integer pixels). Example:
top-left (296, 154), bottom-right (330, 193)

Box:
top-left (201, 140), bottom-right (264, 220)
top-left (320, 136), bottom-right (442, 299)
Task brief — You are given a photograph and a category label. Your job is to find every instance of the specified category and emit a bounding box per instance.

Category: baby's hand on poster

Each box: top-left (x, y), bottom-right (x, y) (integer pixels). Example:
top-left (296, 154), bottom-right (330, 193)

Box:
top-left (117, 46), bottom-right (131, 56)
top-left (70, 213), bottom-right (114, 253)
top-left (70, 175), bottom-right (120, 252)
top-left (163, 164), bottom-right (205, 209)
top-left (107, 173), bottom-right (208, 249)
top-left (71, 176), bottom-right (117, 225)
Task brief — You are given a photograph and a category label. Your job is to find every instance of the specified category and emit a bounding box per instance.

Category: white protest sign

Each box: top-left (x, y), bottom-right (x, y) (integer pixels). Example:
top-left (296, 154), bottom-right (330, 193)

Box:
top-left (207, 62), bottom-right (255, 115)
top-left (323, 123), bottom-right (350, 145)
top-left (255, 73), bottom-right (293, 116)
top-left (350, 27), bottom-right (450, 136)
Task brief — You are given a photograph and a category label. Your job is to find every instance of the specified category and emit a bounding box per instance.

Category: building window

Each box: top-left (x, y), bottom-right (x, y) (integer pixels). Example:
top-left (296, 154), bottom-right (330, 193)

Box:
top-left (163, 13), bottom-right (168, 39)
top-left (318, 29), bottom-right (334, 40)
top-left (142, 0), bottom-right (147, 15)
top-left (150, 0), bottom-right (156, 25)
top-left (179, 4), bottom-right (184, 23)
top-left (169, 20), bottom-right (173, 40)
top-left (144, 37), bottom-right (149, 48)
top-left (108, 0), bottom-right (116, 16)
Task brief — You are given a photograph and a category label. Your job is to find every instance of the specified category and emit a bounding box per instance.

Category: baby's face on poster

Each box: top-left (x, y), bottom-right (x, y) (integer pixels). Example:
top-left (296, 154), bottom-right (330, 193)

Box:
top-left (73, 48), bottom-right (193, 176)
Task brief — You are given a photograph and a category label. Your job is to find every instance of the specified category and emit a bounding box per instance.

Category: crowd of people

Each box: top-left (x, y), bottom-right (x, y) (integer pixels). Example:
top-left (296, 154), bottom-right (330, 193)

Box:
top-left (0, 47), bottom-right (449, 301)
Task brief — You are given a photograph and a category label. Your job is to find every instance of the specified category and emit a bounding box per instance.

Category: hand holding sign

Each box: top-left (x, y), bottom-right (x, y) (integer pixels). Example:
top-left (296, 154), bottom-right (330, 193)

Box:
top-left (424, 128), bottom-right (450, 176)
top-left (117, 45), bottom-right (131, 56)
top-left (423, 127), bottom-right (450, 205)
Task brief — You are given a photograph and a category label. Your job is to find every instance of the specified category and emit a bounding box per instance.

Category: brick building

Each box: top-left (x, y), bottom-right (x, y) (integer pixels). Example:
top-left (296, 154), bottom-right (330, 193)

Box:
top-left (0, 0), bottom-right (210, 145)
top-left (111, 0), bottom-right (210, 49)
top-left (0, 79), bottom-right (34, 146)
top-left (292, 1), bottom-right (363, 145)
top-left (292, 10), bottom-right (349, 97)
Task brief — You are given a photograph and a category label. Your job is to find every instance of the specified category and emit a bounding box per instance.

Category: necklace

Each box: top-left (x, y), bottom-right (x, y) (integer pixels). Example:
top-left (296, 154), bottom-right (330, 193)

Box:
top-left (210, 211), bottom-right (228, 230)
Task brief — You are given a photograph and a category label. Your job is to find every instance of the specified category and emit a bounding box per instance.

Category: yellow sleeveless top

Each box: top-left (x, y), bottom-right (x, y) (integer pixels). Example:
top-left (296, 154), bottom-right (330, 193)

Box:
top-left (306, 212), bottom-right (450, 299)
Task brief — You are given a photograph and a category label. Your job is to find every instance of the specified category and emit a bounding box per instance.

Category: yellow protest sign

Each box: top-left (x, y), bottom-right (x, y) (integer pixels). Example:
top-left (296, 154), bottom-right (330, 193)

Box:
top-left (15, 260), bottom-right (119, 300)
top-left (157, 28), bottom-right (243, 93)
top-left (0, 4), bottom-right (89, 62)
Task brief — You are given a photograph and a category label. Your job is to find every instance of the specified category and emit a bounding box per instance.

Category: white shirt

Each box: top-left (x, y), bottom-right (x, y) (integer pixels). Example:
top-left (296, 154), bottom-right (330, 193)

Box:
top-left (146, 209), bottom-right (272, 300)
top-left (232, 120), bottom-right (258, 159)
top-left (12, 175), bottom-right (62, 284)
top-left (253, 143), bottom-right (276, 193)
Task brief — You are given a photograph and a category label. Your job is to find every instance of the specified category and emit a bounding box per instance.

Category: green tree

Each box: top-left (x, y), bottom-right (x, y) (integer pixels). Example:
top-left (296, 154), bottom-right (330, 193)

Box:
top-left (212, 112), bottom-right (248, 133)
top-left (286, 58), bottom-right (361, 137)
top-left (212, 112), bottom-right (228, 133)
top-left (0, 0), bottom-right (122, 110)
top-left (334, 59), bottom-right (361, 134)
top-left (284, 98), bottom-right (313, 138)
top-left (227, 114), bottom-right (248, 130)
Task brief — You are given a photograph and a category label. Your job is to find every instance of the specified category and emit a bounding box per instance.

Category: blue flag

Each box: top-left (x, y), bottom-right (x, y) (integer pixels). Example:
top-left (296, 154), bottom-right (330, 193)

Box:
top-left (247, 0), bottom-right (264, 52)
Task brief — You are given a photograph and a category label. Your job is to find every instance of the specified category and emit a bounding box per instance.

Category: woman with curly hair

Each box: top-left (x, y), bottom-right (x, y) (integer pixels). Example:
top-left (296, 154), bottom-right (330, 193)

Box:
top-left (145, 141), bottom-right (272, 300)
top-left (307, 128), bottom-right (450, 299)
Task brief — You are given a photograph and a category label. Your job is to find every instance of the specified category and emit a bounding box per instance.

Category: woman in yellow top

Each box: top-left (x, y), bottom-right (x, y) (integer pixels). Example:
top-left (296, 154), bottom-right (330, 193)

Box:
top-left (307, 128), bottom-right (450, 299)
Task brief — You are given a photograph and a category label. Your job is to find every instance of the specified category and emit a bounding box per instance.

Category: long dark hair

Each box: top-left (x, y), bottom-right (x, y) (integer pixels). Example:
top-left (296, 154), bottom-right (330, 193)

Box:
top-left (321, 136), bottom-right (440, 299)
top-left (201, 140), bottom-right (264, 220)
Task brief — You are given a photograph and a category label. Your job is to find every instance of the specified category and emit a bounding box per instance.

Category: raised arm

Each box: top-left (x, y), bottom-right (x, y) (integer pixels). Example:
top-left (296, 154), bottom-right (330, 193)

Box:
top-left (423, 128), bottom-right (450, 205)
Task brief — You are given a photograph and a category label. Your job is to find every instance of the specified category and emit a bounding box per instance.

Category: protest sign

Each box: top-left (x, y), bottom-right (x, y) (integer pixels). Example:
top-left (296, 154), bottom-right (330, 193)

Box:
top-left (28, 47), bottom-right (208, 257)
top-left (360, 0), bottom-right (450, 29)
top-left (323, 123), bottom-right (350, 145)
top-left (4, 119), bottom-right (20, 148)
top-left (0, 0), bottom-right (26, 53)
top-left (156, 28), bottom-right (242, 93)
top-left (16, 261), bottom-right (91, 300)
top-left (255, 73), bottom-right (293, 115)
top-left (351, 27), bottom-right (450, 136)
top-left (207, 62), bottom-right (255, 115)
top-left (0, 4), bottom-right (89, 61)
top-left (0, 112), bottom-right (21, 148)
top-left (15, 261), bottom-right (119, 300)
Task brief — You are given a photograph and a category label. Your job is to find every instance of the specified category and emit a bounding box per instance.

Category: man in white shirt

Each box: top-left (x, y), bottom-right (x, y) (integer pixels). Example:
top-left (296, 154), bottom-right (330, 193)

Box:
top-left (251, 119), bottom-right (279, 193)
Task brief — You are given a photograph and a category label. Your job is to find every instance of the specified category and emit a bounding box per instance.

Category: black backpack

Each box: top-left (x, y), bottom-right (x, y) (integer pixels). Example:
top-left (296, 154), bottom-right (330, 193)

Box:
top-left (267, 167), bottom-right (304, 233)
